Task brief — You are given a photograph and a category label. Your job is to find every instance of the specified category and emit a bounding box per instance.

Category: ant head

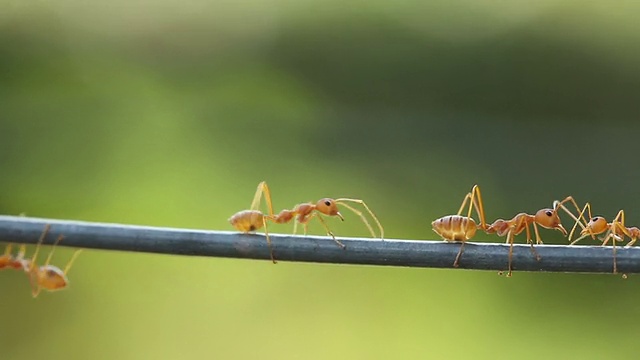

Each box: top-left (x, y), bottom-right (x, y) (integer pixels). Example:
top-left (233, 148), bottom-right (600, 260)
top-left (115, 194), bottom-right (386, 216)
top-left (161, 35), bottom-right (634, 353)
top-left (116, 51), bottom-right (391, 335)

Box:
top-left (535, 208), bottom-right (567, 235)
top-left (581, 216), bottom-right (608, 236)
top-left (37, 265), bottom-right (69, 291)
top-left (315, 198), bottom-right (344, 221)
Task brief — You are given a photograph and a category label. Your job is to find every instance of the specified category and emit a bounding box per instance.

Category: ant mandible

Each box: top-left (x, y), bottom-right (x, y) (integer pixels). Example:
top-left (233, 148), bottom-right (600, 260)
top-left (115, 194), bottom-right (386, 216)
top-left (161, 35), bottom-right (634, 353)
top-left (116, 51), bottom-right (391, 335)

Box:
top-left (432, 184), bottom-right (488, 267)
top-left (229, 181), bottom-right (384, 264)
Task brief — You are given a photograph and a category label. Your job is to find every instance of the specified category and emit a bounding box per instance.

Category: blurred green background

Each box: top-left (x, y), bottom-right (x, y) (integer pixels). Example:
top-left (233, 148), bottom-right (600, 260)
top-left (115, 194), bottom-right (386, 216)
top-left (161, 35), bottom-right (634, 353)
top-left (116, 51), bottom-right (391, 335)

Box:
top-left (2, 0), bottom-right (640, 359)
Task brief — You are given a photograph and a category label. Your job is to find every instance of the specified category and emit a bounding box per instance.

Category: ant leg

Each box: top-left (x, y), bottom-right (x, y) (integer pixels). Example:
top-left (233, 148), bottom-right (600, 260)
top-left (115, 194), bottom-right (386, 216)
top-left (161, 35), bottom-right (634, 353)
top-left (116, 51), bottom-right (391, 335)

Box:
top-left (262, 217), bottom-right (276, 264)
top-left (456, 192), bottom-right (473, 216)
top-left (610, 210), bottom-right (629, 275)
top-left (556, 198), bottom-right (590, 240)
top-left (451, 185), bottom-right (488, 230)
top-left (2, 243), bottom-right (11, 256)
top-left (28, 224), bottom-right (51, 298)
top-left (626, 237), bottom-right (638, 248)
top-left (335, 198), bottom-right (384, 239)
top-left (0, 244), bottom-right (12, 268)
top-left (570, 233), bottom-right (591, 245)
top-left (555, 196), bottom-right (589, 228)
top-left (568, 203), bottom-right (593, 242)
top-left (471, 185), bottom-right (487, 229)
top-left (14, 244), bottom-right (29, 271)
top-left (28, 224), bottom-right (51, 273)
top-left (568, 204), bottom-right (595, 245)
top-left (250, 181), bottom-right (275, 216)
top-left (600, 232), bottom-right (617, 274)
top-left (506, 230), bottom-right (515, 277)
top-left (457, 185), bottom-right (487, 229)
top-left (313, 215), bottom-right (346, 249)
top-left (529, 223), bottom-right (542, 261)
top-left (335, 202), bottom-right (376, 239)
top-left (63, 250), bottom-right (84, 276)
top-left (453, 241), bottom-right (465, 268)
top-left (301, 213), bottom-right (316, 236)
top-left (612, 231), bottom-right (619, 276)
top-left (31, 280), bottom-right (42, 298)
top-left (261, 183), bottom-right (275, 217)
top-left (43, 235), bottom-right (65, 268)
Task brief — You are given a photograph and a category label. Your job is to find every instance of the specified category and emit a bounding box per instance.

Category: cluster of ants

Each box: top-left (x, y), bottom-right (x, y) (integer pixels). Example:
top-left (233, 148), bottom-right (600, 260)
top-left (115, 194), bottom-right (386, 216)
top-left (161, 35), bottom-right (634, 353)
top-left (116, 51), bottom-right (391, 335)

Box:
top-left (230, 182), bottom-right (637, 277)
top-left (0, 224), bottom-right (82, 297)
top-left (3, 181), bottom-right (633, 298)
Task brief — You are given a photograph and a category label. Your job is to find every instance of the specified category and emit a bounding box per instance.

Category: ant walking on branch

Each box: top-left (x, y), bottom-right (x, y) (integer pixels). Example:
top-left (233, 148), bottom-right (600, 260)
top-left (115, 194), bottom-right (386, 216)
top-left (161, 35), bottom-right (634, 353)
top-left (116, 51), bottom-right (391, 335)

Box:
top-left (432, 185), bottom-right (488, 267)
top-left (229, 181), bottom-right (384, 263)
top-left (568, 203), bottom-right (640, 276)
top-left (433, 186), bottom-right (583, 276)
top-left (485, 196), bottom-right (580, 277)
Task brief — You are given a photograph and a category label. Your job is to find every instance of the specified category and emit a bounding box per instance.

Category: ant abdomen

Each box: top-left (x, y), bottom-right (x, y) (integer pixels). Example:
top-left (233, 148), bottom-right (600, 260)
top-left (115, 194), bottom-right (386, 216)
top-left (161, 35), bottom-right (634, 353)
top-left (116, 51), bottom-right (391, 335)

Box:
top-left (228, 210), bottom-right (265, 232)
top-left (33, 265), bottom-right (69, 292)
top-left (432, 215), bottom-right (477, 241)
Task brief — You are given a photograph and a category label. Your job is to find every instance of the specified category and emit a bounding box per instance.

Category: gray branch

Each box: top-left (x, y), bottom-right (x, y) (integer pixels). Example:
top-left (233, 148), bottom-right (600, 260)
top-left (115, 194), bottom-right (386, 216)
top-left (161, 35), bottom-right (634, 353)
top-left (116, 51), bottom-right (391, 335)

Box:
top-left (0, 215), bottom-right (636, 274)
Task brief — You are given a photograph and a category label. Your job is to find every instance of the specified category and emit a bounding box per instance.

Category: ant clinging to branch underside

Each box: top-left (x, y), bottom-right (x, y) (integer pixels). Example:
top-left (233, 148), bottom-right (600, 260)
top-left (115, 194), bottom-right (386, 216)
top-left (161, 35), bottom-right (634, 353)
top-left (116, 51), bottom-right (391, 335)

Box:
top-left (1, 224), bottom-right (83, 297)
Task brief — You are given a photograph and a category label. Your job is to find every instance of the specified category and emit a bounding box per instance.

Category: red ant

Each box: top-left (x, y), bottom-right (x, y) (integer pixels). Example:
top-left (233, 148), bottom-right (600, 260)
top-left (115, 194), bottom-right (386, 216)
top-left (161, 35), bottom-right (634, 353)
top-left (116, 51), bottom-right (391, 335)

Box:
top-left (484, 196), bottom-right (581, 277)
top-left (2, 225), bottom-right (83, 297)
top-left (229, 181), bottom-right (384, 263)
top-left (433, 187), bottom-right (578, 276)
top-left (568, 203), bottom-right (638, 276)
top-left (0, 244), bottom-right (26, 270)
top-left (432, 185), bottom-right (488, 267)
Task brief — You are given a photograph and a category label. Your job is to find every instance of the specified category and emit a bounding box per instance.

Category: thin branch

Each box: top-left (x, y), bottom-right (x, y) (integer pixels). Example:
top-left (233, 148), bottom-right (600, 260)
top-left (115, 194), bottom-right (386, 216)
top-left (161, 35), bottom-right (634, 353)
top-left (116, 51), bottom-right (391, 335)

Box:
top-left (0, 215), bottom-right (637, 274)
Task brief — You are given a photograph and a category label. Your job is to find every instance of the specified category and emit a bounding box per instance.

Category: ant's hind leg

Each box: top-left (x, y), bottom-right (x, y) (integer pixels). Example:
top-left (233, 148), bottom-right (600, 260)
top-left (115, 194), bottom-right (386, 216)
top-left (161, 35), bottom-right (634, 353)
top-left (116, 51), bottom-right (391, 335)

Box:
top-left (453, 242), bottom-right (465, 268)
top-left (506, 231), bottom-right (515, 277)
top-left (263, 218), bottom-right (277, 264)
top-left (250, 182), bottom-right (275, 217)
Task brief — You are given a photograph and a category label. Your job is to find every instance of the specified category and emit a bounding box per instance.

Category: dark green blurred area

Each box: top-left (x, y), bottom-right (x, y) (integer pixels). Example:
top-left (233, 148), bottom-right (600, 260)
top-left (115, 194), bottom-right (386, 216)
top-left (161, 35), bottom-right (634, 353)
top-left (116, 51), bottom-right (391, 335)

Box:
top-left (2, 1), bottom-right (640, 359)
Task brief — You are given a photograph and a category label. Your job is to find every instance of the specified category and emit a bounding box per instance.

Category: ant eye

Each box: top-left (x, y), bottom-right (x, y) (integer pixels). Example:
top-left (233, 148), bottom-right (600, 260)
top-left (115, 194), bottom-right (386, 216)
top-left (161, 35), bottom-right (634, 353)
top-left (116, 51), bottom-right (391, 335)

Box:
top-left (324, 200), bottom-right (332, 206)
top-left (545, 210), bottom-right (553, 217)
top-left (46, 269), bottom-right (57, 277)
top-left (591, 217), bottom-right (598, 222)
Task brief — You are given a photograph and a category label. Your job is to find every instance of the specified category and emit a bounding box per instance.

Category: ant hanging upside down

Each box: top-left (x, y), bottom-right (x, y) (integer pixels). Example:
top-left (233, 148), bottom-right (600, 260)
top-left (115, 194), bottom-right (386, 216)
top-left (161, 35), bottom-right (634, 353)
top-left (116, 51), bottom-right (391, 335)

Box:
top-left (1, 224), bottom-right (83, 297)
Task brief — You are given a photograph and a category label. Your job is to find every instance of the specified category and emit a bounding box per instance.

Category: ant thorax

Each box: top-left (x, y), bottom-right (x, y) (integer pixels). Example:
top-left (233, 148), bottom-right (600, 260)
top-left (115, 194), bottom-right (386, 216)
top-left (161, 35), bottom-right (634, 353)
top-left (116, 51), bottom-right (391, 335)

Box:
top-left (293, 203), bottom-right (315, 223)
